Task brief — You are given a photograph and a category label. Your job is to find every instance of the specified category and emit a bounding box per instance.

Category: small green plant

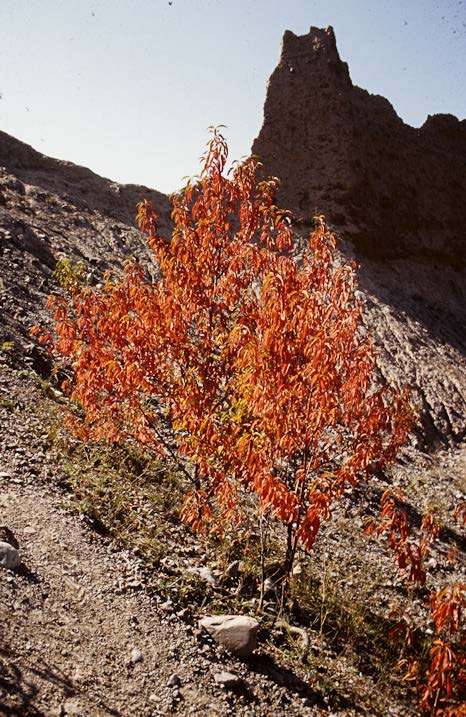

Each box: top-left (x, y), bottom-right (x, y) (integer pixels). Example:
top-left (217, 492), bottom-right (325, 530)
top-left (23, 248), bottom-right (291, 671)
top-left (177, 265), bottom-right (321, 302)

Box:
top-left (53, 258), bottom-right (87, 292)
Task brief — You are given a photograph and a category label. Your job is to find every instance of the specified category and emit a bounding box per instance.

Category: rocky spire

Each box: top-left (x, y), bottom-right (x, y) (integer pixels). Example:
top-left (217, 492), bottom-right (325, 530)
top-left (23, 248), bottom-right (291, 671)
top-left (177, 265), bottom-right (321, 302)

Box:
top-left (252, 26), bottom-right (466, 267)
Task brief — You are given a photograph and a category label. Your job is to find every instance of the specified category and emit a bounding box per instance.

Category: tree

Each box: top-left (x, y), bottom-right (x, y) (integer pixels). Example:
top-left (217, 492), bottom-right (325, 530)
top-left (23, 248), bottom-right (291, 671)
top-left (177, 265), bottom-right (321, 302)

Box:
top-left (35, 129), bottom-right (413, 582)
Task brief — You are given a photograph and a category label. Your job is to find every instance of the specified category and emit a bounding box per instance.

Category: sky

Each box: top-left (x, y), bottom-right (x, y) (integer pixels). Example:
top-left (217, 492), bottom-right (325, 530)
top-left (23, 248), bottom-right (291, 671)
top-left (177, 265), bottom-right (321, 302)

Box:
top-left (0, 0), bottom-right (465, 194)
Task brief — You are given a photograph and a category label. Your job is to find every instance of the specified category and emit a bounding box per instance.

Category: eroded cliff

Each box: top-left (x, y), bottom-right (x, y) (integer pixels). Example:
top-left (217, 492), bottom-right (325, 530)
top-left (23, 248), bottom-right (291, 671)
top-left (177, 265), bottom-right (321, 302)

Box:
top-left (253, 26), bottom-right (466, 268)
top-left (253, 26), bottom-right (466, 446)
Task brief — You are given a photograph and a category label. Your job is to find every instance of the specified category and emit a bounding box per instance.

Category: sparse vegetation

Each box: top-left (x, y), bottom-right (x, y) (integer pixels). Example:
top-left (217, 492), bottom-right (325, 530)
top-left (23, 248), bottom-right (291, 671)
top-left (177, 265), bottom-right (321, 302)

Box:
top-left (53, 258), bottom-right (88, 292)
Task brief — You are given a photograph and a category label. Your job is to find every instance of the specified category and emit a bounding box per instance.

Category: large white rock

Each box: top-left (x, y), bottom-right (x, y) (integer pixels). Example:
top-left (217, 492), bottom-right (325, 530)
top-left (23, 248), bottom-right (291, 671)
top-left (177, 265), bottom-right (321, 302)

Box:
top-left (199, 614), bottom-right (259, 657)
top-left (0, 541), bottom-right (20, 570)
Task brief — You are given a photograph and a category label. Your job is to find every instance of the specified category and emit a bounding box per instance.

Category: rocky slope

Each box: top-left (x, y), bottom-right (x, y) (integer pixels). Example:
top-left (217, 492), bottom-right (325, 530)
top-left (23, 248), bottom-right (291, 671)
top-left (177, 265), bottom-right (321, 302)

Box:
top-left (0, 370), bottom-right (322, 717)
top-left (253, 26), bottom-right (466, 446)
top-left (0, 129), bottom-right (172, 376)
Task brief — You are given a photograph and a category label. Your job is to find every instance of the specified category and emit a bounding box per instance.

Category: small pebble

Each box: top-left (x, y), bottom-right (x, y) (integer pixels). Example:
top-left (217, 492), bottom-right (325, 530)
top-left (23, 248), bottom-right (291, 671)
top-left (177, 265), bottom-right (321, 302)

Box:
top-left (213, 671), bottom-right (243, 688)
top-left (130, 647), bottom-right (143, 664)
top-left (167, 673), bottom-right (181, 688)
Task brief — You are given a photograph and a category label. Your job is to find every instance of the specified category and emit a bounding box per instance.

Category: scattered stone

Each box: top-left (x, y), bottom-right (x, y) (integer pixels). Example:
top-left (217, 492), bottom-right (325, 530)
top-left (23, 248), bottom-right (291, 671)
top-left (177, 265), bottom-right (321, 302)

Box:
top-left (213, 671), bottom-right (243, 688)
top-left (62, 698), bottom-right (82, 715)
top-left (226, 560), bottom-right (240, 579)
top-left (0, 526), bottom-right (19, 549)
top-left (187, 566), bottom-right (220, 588)
top-left (167, 673), bottom-right (181, 688)
top-left (262, 578), bottom-right (278, 596)
top-left (130, 647), bottom-right (143, 664)
top-left (177, 607), bottom-right (190, 621)
top-left (0, 540), bottom-right (20, 570)
top-left (199, 615), bottom-right (259, 657)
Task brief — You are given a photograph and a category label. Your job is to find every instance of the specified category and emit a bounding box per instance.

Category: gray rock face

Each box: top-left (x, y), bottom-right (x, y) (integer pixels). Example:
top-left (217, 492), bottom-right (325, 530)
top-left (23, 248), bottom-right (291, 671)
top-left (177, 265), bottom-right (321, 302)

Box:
top-left (199, 615), bottom-right (259, 657)
top-left (0, 540), bottom-right (20, 570)
top-left (0, 130), bottom-right (171, 228)
top-left (0, 131), bottom-right (171, 378)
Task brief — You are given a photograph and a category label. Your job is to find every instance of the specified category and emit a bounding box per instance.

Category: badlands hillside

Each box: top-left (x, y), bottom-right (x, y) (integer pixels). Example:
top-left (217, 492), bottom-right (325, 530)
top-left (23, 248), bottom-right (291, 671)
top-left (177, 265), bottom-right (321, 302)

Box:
top-left (0, 26), bottom-right (464, 717)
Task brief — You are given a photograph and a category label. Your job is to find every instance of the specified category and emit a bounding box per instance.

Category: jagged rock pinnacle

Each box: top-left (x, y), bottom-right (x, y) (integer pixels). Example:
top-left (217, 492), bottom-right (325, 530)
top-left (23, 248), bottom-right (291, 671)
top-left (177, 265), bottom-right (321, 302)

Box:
top-left (280, 26), bottom-right (341, 64)
top-left (252, 26), bottom-right (466, 266)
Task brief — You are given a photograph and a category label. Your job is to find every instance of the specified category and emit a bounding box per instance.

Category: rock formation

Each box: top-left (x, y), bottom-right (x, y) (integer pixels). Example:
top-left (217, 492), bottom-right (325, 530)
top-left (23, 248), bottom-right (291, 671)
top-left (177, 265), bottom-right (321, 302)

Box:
top-left (253, 26), bottom-right (466, 446)
top-left (252, 26), bottom-right (466, 268)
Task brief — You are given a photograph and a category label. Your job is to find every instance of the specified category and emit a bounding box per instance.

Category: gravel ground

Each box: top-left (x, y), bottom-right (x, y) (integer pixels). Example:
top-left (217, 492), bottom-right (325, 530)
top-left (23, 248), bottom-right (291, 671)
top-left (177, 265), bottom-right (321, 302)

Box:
top-left (0, 365), bottom-right (328, 717)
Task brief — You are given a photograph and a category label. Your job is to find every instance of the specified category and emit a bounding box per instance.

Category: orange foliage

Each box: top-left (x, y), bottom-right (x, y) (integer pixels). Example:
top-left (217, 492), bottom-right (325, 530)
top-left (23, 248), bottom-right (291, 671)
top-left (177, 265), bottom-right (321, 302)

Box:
top-left (38, 130), bottom-right (413, 568)
top-left (364, 494), bottom-right (445, 586)
top-left (419, 584), bottom-right (466, 715)
top-left (365, 493), bottom-right (465, 714)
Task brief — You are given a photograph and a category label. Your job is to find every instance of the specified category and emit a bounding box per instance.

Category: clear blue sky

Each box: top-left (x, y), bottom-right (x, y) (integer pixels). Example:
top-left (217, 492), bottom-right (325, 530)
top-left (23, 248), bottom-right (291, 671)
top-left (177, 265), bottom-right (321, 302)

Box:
top-left (1, 0), bottom-right (465, 193)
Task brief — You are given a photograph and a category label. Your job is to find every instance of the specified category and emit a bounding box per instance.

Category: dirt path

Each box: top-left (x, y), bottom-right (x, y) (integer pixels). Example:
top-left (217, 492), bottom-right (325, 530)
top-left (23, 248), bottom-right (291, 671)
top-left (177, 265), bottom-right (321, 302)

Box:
top-left (0, 475), bottom-right (323, 717)
top-left (0, 368), bottom-right (322, 717)
top-left (1, 477), bottom-right (211, 716)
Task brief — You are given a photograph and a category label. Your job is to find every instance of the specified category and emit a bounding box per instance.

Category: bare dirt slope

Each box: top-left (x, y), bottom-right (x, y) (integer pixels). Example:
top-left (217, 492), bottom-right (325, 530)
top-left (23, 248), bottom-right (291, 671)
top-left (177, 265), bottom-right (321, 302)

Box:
top-left (0, 130), bottom-right (172, 378)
